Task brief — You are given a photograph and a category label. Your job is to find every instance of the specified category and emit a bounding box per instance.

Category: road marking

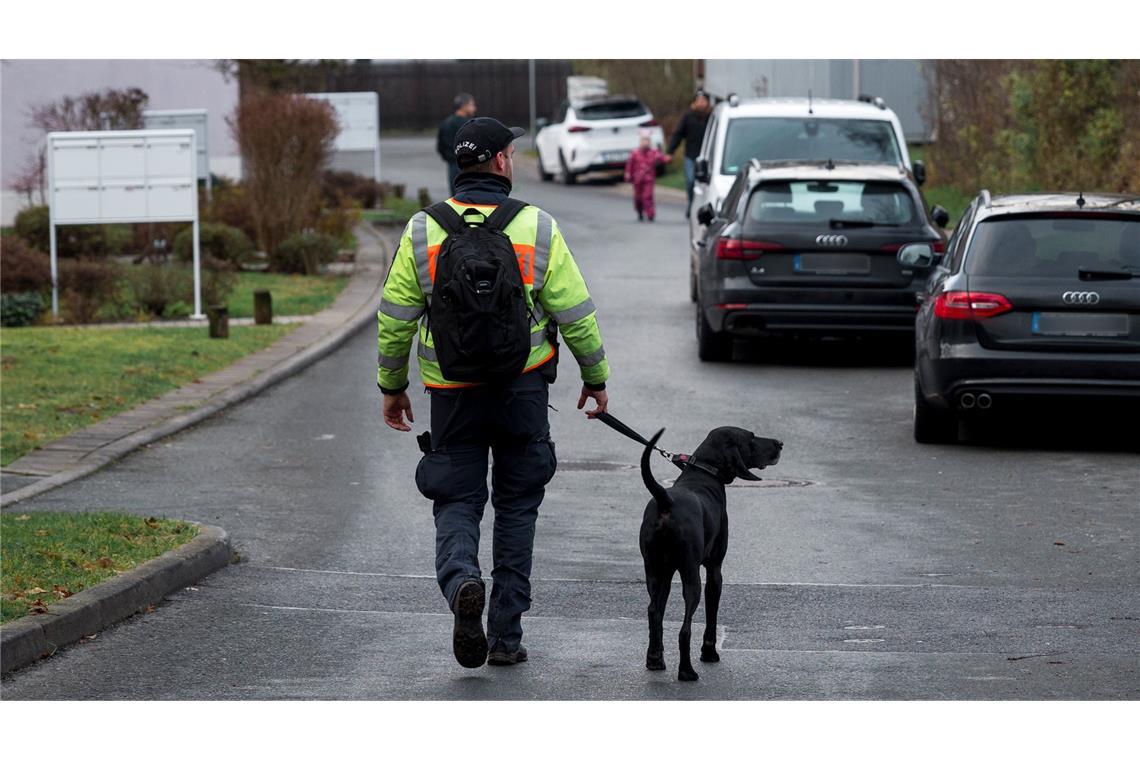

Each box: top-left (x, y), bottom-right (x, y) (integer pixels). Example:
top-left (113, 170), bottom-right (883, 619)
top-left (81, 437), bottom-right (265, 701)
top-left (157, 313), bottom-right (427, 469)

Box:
top-left (843, 639), bottom-right (886, 644)
top-left (246, 565), bottom-right (977, 589)
top-left (844, 625), bottom-right (887, 630)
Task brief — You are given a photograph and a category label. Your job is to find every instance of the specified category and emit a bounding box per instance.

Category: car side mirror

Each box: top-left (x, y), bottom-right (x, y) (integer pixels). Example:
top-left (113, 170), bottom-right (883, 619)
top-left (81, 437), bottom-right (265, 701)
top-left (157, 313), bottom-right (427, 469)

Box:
top-left (898, 242), bottom-right (935, 268)
top-left (696, 203), bottom-right (716, 226)
top-left (912, 160), bottom-right (926, 186)
top-left (535, 117), bottom-right (549, 130)
top-left (930, 204), bottom-right (950, 228)
top-left (694, 157), bottom-right (710, 183)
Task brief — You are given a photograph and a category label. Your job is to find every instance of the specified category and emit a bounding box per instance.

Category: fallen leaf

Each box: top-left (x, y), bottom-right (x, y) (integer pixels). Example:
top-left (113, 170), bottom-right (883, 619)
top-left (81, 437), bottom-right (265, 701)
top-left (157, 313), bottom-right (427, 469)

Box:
top-left (24, 587), bottom-right (49, 595)
top-left (34, 529), bottom-right (50, 536)
top-left (96, 557), bottom-right (113, 568)
top-left (30, 599), bottom-right (50, 614)
top-left (52, 585), bottom-right (72, 599)
top-left (15, 514), bottom-right (31, 521)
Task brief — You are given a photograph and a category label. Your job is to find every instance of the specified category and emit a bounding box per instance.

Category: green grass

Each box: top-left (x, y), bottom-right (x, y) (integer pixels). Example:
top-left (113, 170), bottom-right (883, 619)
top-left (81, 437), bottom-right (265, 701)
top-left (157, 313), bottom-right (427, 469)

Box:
top-left (227, 272), bottom-right (349, 318)
top-left (658, 163), bottom-right (687, 191)
top-left (1, 511), bottom-right (197, 623)
top-left (362, 195), bottom-right (425, 226)
top-left (0, 324), bottom-right (296, 466)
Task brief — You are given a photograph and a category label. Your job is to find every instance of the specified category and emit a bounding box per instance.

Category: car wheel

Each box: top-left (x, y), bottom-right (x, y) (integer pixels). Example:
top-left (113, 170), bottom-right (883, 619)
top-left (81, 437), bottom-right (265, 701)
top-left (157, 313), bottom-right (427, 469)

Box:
top-left (559, 151), bottom-right (578, 185)
top-left (696, 303), bottom-right (732, 362)
top-left (913, 372), bottom-right (957, 444)
top-left (536, 148), bottom-right (553, 182)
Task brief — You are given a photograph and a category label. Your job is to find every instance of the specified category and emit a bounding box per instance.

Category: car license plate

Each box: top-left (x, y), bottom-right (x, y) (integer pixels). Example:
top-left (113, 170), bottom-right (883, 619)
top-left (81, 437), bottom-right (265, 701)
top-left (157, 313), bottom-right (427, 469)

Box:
top-left (603, 151), bottom-right (629, 163)
top-left (1031, 312), bottom-right (1130, 337)
top-left (794, 253), bottom-right (870, 275)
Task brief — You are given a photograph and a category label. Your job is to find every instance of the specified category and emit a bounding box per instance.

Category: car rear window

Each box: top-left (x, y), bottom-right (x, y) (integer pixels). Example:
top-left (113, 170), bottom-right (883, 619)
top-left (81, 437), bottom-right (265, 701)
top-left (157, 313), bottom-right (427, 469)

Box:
top-left (722, 118), bottom-right (902, 174)
top-left (744, 180), bottom-right (918, 228)
top-left (577, 100), bottom-right (648, 121)
top-left (964, 216), bottom-right (1140, 277)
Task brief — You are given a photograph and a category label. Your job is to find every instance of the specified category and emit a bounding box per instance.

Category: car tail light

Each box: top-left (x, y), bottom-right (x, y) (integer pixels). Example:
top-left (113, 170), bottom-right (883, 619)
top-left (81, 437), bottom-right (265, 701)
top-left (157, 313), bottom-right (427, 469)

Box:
top-left (933, 291), bottom-right (1012, 320)
top-left (640, 119), bottom-right (659, 127)
top-left (716, 239), bottom-right (783, 260)
top-left (567, 125), bottom-right (592, 133)
top-left (932, 241), bottom-right (945, 253)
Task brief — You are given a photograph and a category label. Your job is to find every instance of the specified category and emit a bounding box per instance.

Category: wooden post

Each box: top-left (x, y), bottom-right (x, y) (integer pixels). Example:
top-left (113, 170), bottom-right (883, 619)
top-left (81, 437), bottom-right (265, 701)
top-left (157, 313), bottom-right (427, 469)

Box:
top-left (393, 183), bottom-right (405, 199)
top-left (253, 289), bottom-right (273, 325)
top-left (417, 187), bottom-right (431, 207)
top-left (207, 305), bottom-right (229, 339)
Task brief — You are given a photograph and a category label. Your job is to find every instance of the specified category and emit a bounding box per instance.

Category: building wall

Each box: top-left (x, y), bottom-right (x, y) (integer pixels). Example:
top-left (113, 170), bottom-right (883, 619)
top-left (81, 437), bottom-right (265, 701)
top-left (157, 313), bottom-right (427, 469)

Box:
top-left (702, 59), bottom-right (931, 142)
top-left (1, 59), bottom-right (239, 224)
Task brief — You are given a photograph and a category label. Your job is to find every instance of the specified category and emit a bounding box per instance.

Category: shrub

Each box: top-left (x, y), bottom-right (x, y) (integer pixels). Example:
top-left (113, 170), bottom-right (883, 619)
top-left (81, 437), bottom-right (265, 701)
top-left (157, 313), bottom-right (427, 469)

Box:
top-left (13, 205), bottom-right (135, 259)
top-left (315, 196), bottom-right (362, 249)
top-left (229, 92), bottom-right (339, 257)
top-left (1, 292), bottom-right (46, 327)
top-left (201, 255), bottom-right (238, 307)
top-left (173, 223), bottom-right (255, 266)
top-left (59, 258), bottom-right (122, 323)
top-left (1, 237), bottom-right (52, 293)
top-left (126, 258), bottom-right (236, 318)
top-left (203, 182), bottom-right (259, 244)
top-left (270, 232), bottom-right (340, 275)
top-left (322, 170), bottom-right (384, 209)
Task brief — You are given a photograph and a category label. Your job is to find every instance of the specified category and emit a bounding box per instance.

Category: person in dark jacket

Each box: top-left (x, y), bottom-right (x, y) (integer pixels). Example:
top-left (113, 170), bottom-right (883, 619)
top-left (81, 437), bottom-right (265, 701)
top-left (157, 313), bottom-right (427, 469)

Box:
top-left (437, 93), bottom-right (477, 194)
top-left (666, 89), bottom-right (712, 210)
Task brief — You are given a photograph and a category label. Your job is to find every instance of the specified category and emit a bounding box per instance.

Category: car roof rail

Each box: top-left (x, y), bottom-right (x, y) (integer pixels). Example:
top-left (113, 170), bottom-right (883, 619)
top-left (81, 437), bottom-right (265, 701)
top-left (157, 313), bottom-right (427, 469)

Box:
top-left (727, 92), bottom-right (740, 107)
top-left (980, 189), bottom-right (992, 208)
top-left (857, 94), bottom-right (887, 109)
top-left (748, 158), bottom-right (762, 174)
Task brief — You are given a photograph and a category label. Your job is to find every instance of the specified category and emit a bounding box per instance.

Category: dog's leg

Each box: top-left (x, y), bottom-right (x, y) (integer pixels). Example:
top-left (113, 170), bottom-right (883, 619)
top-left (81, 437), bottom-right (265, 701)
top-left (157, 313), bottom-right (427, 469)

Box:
top-left (645, 572), bottom-right (670, 671)
top-left (700, 564), bottom-right (722, 663)
top-left (677, 568), bottom-right (702, 681)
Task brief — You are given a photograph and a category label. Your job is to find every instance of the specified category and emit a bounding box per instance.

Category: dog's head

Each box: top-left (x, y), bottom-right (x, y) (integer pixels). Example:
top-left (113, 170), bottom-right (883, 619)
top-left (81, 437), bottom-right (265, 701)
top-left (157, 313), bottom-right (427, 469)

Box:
top-left (694, 426), bottom-right (783, 483)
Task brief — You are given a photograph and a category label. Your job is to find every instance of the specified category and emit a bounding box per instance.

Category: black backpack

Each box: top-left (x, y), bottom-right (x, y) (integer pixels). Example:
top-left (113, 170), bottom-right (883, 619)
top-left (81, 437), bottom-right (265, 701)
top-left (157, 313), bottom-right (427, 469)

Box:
top-left (423, 199), bottom-right (533, 384)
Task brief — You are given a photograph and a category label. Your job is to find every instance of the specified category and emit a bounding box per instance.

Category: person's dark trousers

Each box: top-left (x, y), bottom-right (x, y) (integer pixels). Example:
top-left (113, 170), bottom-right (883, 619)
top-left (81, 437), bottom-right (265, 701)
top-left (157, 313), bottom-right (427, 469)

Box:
top-left (683, 156), bottom-right (696, 212)
top-left (415, 371), bottom-right (557, 652)
top-left (447, 162), bottom-right (461, 196)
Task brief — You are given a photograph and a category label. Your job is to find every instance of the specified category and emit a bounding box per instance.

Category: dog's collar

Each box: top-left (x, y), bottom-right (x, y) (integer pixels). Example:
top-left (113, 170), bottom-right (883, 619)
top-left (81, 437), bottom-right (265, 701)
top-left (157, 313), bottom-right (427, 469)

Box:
top-left (683, 457), bottom-right (730, 483)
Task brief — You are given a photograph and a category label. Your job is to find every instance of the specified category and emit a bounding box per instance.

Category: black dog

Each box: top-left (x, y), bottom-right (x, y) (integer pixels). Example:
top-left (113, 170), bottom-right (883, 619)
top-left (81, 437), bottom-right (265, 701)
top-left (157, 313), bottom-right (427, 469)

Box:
top-left (639, 426), bottom-right (783, 681)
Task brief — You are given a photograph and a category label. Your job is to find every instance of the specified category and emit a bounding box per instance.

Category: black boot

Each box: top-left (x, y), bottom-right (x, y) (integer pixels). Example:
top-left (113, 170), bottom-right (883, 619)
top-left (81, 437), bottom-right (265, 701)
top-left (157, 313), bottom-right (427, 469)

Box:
top-left (452, 580), bottom-right (487, 668)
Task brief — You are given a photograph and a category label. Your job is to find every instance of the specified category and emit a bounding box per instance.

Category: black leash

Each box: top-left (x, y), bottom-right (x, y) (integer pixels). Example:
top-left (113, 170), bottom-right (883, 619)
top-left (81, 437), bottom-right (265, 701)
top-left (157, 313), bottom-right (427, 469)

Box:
top-left (593, 412), bottom-right (690, 472)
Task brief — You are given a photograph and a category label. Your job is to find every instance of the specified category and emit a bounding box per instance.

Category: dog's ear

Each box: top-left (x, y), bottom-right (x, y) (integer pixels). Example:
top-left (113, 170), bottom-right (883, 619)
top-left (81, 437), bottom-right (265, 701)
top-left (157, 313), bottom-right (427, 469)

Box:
top-left (729, 445), bottom-right (762, 481)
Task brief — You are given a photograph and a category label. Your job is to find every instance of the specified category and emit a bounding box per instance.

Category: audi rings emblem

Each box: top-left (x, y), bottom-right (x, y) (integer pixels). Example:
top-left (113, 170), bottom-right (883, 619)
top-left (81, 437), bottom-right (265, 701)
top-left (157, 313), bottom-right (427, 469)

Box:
top-left (815, 234), bottom-right (849, 247)
top-left (1062, 291), bottom-right (1100, 305)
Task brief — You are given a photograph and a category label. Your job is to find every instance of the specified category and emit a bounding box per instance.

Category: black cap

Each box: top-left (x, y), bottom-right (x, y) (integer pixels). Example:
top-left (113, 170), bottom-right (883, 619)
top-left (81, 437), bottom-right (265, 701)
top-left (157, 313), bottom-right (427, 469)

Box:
top-left (455, 117), bottom-right (526, 168)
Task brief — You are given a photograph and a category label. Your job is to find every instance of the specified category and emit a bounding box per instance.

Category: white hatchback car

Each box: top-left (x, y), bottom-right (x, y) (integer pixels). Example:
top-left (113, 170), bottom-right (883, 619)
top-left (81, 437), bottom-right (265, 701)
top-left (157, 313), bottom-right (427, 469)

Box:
top-left (689, 96), bottom-right (920, 251)
top-left (535, 95), bottom-right (666, 184)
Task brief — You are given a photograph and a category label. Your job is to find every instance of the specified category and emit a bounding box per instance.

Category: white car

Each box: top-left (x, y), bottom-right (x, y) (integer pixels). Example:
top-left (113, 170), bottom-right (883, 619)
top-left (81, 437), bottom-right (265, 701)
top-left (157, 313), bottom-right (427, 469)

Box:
top-left (689, 96), bottom-right (920, 251)
top-left (534, 95), bottom-right (666, 184)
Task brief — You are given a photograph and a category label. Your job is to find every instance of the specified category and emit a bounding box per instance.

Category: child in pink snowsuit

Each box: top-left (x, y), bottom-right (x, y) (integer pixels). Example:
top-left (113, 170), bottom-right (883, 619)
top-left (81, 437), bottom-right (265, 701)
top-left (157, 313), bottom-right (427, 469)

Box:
top-left (624, 130), bottom-right (670, 221)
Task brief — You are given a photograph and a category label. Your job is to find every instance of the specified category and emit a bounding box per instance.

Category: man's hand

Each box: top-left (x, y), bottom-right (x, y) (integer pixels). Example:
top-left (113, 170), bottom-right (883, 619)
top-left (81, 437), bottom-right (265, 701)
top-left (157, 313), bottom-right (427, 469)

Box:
top-left (577, 385), bottom-right (609, 419)
top-left (383, 391), bottom-right (415, 432)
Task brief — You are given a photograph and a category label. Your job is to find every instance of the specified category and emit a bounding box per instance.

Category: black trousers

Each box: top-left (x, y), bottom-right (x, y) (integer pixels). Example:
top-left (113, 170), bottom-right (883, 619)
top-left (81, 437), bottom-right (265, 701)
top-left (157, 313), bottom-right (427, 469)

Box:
top-left (415, 372), bottom-right (556, 650)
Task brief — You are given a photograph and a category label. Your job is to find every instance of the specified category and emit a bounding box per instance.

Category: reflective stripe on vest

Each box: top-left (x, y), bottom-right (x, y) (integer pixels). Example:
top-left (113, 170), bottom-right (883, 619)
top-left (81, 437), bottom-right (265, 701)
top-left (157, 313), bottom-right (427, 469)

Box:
top-left (379, 298), bottom-right (425, 322)
top-left (549, 297), bottom-right (595, 325)
top-left (378, 349), bottom-right (409, 370)
top-left (411, 212), bottom-right (432, 297)
top-left (531, 210), bottom-right (554, 293)
top-left (574, 345), bottom-right (606, 368)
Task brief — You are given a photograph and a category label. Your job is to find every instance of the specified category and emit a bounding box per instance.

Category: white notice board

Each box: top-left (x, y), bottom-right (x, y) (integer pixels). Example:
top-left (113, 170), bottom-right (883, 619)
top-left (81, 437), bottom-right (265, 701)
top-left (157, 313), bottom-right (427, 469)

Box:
top-left (46, 129), bottom-right (203, 318)
top-left (142, 109), bottom-right (210, 193)
top-left (307, 92), bottom-right (381, 181)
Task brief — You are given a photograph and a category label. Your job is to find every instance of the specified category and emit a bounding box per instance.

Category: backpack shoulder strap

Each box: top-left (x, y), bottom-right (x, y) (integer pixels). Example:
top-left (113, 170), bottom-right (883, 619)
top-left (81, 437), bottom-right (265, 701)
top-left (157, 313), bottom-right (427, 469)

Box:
top-left (422, 202), bottom-right (468, 237)
top-left (482, 198), bottom-right (529, 233)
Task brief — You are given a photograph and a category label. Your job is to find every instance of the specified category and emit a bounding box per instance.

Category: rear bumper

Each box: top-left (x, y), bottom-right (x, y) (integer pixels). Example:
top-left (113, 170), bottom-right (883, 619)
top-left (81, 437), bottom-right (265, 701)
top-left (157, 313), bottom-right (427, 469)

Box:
top-left (706, 302), bottom-right (919, 336)
top-left (919, 344), bottom-right (1140, 408)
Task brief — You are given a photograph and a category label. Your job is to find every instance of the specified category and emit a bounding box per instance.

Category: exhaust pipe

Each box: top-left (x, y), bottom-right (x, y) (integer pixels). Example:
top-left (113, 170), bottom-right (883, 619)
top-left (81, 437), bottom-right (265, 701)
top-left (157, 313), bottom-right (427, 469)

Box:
top-left (959, 393), bottom-right (976, 410)
top-left (977, 393), bottom-right (993, 410)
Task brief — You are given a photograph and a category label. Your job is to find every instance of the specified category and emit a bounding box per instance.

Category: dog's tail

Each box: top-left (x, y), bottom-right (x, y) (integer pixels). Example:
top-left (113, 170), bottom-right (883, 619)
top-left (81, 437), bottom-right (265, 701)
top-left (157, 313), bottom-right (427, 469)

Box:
top-left (641, 428), bottom-right (674, 514)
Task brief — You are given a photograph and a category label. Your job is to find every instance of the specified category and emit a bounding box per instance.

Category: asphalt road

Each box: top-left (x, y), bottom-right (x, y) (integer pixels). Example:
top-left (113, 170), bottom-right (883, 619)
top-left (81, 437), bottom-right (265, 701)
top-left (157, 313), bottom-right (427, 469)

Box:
top-left (3, 137), bottom-right (1137, 699)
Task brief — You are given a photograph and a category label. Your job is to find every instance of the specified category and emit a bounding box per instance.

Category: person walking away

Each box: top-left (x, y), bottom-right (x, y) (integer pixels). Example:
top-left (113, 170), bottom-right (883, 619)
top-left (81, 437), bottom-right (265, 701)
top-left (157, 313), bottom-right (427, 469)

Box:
top-left (378, 117), bottom-right (611, 669)
top-left (666, 89), bottom-right (712, 212)
top-left (624, 129), bottom-right (671, 222)
top-left (437, 93), bottom-right (477, 195)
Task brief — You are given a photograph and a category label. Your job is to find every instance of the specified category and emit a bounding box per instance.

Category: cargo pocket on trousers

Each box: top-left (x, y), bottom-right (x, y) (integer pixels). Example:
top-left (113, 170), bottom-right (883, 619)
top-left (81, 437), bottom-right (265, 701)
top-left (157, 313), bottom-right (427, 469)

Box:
top-left (415, 450), bottom-right (451, 502)
top-left (534, 435), bottom-right (557, 489)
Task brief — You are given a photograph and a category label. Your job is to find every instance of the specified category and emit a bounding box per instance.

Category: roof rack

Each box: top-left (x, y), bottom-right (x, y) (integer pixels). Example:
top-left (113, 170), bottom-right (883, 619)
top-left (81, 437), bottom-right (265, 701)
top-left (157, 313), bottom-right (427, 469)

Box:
top-left (727, 92), bottom-right (740, 107)
top-left (748, 158), bottom-right (762, 173)
top-left (980, 189), bottom-right (992, 208)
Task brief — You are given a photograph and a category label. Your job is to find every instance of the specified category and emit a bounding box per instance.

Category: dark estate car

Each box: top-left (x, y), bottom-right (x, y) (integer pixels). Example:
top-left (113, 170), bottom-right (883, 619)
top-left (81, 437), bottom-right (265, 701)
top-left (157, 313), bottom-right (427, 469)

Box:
top-left (905, 191), bottom-right (1140, 443)
top-left (692, 159), bottom-right (949, 360)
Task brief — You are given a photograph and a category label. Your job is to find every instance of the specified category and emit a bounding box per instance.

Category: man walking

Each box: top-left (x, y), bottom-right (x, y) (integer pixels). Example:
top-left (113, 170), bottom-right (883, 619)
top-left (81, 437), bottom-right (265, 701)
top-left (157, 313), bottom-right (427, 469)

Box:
top-left (436, 93), bottom-right (477, 195)
top-left (666, 89), bottom-right (712, 211)
top-left (378, 117), bottom-right (610, 668)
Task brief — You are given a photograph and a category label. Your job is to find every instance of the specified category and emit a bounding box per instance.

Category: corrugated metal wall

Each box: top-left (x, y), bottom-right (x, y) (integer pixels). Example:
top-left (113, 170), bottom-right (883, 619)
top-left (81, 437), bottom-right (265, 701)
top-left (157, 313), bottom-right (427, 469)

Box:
top-left (703, 59), bottom-right (932, 142)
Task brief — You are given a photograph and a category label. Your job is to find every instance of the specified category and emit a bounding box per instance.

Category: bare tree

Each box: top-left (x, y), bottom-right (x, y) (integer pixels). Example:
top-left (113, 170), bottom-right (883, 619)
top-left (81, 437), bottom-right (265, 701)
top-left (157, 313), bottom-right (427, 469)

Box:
top-left (228, 92), bottom-right (339, 256)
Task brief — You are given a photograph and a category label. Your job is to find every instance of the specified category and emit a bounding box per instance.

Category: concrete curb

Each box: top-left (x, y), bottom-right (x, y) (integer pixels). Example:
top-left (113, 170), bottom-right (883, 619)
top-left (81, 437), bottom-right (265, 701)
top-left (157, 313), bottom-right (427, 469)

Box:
top-left (0, 226), bottom-right (393, 508)
top-left (0, 523), bottom-right (232, 674)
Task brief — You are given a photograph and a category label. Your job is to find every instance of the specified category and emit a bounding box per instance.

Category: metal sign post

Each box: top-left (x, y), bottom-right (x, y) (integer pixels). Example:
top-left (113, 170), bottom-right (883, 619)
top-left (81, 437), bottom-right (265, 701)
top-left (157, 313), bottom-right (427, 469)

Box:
top-left (47, 129), bottom-right (203, 320)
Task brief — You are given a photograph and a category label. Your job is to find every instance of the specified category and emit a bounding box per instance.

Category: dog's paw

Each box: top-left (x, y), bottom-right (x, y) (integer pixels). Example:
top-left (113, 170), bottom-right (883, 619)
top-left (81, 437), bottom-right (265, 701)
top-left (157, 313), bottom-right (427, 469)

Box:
top-left (645, 655), bottom-right (666, 671)
top-left (700, 645), bottom-right (720, 663)
top-left (678, 667), bottom-right (700, 682)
